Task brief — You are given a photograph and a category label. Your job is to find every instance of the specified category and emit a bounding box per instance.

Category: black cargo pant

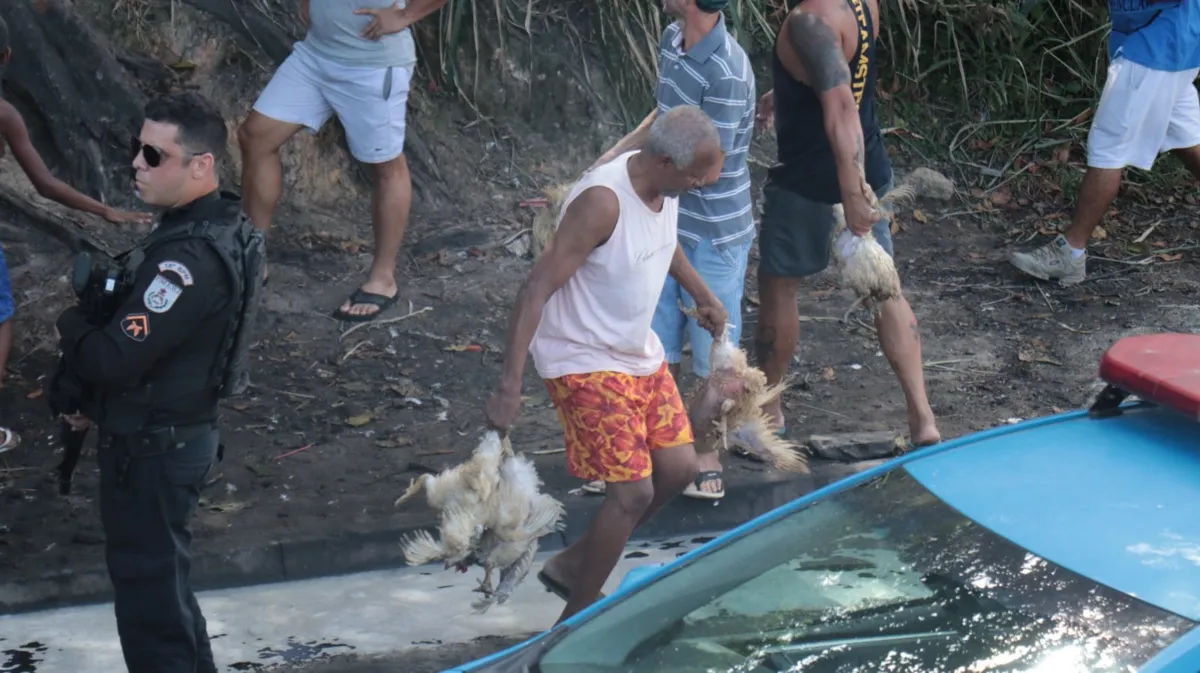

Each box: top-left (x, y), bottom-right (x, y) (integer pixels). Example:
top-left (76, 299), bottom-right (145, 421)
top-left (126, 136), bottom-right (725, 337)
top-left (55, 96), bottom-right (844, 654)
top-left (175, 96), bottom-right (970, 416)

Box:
top-left (97, 422), bottom-right (220, 673)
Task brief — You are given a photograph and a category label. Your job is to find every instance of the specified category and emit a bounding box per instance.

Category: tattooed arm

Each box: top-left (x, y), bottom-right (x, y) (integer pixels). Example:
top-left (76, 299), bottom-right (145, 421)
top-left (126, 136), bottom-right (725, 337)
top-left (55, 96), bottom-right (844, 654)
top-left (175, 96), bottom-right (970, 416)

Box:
top-left (785, 9), bottom-right (877, 234)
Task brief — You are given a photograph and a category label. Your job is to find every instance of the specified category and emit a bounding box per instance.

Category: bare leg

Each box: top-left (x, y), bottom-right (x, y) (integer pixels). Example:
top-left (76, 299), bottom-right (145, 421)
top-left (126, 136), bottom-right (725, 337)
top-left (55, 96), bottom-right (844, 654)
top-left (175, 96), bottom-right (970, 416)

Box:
top-left (337, 154), bottom-right (412, 318)
top-left (668, 363), bottom-right (722, 494)
top-left (549, 479), bottom-right (653, 624)
top-left (1169, 144), bottom-right (1200, 180)
top-left (237, 111), bottom-right (305, 234)
top-left (237, 112), bottom-right (305, 282)
top-left (1009, 165), bottom-right (1121, 284)
top-left (543, 443), bottom-right (698, 622)
top-left (1063, 167), bottom-right (1123, 249)
top-left (754, 271), bottom-right (802, 427)
top-left (0, 319), bottom-right (11, 387)
top-left (1012, 166), bottom-right (1123, 284)
top-left (873, 296), bottom-right (940, 445)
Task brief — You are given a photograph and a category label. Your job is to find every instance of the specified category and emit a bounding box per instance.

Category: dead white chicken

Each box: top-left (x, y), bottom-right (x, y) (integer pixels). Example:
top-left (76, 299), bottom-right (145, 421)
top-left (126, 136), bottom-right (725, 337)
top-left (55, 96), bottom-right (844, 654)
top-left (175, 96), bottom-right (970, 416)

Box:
top-left (466, 451), bottom-right (565, 612)
top-left (681, 304), bottom-right (807, 473)
top-left (394, 431), bottom-right (565, 613)
top-left (830, 167), bottom-right (955, 310)
top-left (394, 430), bottom-right (508, 569)
top-left (830, 173), bottom-right (916, 307)
top-left (530, 182), bottom-right (571, 259)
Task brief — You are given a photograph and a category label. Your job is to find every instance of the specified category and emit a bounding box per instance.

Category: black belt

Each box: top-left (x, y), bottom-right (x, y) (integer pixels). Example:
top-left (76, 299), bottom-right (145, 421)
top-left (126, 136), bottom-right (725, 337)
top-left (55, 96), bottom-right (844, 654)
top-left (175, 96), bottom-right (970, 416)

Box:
top-left (106, 421), bottom-right (215, 451)
top-left (102, 422), bottom-right (216, 491)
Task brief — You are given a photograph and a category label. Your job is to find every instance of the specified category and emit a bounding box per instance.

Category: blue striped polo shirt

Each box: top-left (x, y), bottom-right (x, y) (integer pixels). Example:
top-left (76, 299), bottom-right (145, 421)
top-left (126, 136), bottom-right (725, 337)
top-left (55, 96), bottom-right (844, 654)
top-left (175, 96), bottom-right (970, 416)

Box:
top-left (654, 16), bottom-right (757, 250)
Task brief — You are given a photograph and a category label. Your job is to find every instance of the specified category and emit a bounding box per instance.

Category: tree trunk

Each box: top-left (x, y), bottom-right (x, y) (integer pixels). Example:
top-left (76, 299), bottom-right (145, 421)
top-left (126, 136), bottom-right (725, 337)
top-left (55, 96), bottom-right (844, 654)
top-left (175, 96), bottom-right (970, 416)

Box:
top-left (0, 1), bottom-right (147, 210)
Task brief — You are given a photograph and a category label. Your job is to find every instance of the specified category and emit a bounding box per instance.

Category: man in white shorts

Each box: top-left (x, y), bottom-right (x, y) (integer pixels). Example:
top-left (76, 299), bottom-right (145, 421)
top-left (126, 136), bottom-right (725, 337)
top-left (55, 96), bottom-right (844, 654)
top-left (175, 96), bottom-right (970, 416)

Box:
top-left (1009, 0), bottom-right (1200, 285)
top-left (238, 0), bottom-right (447, 321)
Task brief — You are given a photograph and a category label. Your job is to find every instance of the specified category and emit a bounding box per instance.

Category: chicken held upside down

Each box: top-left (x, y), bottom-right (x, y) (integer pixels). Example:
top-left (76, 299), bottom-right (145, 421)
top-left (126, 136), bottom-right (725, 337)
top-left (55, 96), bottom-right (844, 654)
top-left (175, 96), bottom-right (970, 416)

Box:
top-left (394, 431), bottom-right (565, 612)
top-left (681, 303), bottom-right (808, 474)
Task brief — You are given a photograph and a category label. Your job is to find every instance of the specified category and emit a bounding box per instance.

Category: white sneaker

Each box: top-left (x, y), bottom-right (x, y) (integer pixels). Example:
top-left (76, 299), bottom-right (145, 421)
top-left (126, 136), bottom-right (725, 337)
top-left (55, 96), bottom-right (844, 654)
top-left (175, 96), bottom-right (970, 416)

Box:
top-left (1009, 234), bottom-right (1087, 285)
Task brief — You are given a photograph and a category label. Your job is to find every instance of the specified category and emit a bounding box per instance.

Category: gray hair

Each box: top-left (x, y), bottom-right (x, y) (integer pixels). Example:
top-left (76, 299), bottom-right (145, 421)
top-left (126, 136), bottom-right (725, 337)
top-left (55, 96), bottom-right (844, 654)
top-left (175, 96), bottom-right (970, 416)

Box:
top-left (644, 105), bottom-right (719, 170)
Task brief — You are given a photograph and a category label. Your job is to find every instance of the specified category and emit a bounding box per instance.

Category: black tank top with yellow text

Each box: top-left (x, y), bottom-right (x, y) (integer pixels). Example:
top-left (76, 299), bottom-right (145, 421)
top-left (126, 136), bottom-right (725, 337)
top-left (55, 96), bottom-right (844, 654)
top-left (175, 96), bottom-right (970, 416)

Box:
top-left (768, 0), bottom-right (891, 204)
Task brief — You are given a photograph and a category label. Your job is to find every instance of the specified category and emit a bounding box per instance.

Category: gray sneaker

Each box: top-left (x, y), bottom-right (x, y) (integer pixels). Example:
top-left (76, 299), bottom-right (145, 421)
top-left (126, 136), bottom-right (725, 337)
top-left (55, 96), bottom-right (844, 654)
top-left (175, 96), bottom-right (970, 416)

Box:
top-left (1009, 234), bottom-right (1087, 285)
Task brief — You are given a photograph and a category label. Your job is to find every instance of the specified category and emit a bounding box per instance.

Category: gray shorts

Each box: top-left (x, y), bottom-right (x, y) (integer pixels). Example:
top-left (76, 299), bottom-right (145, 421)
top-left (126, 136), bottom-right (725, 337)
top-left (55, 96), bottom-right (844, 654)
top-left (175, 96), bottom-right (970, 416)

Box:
top-left (758, 176), bottom-right (896, 278)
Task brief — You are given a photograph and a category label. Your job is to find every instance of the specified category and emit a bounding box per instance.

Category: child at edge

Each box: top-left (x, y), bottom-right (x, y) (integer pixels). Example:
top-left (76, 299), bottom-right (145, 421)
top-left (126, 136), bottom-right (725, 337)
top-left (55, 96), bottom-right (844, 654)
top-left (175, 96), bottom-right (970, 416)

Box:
top-left (0, 13), bottom-right (151, 452)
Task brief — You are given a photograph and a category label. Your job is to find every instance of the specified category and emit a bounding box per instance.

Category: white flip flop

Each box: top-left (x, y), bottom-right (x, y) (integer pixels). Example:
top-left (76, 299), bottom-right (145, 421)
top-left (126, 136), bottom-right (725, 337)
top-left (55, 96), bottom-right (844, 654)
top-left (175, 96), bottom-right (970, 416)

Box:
top-left (0, 426), bottom-right (21, 454)
top-left (581, 480), bottom-right (606, 495)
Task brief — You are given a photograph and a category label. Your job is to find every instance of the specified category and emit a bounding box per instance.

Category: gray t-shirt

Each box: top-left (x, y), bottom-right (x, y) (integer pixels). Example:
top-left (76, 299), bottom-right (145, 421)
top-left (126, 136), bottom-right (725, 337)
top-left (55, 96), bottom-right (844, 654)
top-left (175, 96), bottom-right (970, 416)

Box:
top-left (302, 0), bottom-right (418, 69)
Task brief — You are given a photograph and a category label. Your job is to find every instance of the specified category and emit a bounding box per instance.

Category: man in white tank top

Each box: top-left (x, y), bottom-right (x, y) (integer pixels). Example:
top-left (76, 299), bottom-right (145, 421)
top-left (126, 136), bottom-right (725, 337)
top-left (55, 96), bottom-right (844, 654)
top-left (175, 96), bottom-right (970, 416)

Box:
top-left (485, 106), bottom-right (727, 624)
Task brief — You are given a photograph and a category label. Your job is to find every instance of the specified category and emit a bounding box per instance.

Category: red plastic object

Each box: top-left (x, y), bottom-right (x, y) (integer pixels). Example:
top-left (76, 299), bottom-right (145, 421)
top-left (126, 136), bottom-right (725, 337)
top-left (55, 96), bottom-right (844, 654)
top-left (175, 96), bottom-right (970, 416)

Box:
top-left (1099, 333), bottom-right (1200, 420)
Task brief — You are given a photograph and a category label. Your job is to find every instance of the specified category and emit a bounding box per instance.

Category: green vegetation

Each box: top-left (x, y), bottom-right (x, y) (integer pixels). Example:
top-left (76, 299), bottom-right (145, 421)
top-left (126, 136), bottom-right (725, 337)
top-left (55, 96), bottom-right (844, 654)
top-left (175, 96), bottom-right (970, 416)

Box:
top-left (111, 0), bottom-right (1193, 192)
top-left (422, 0), bottom-right (1194, 191)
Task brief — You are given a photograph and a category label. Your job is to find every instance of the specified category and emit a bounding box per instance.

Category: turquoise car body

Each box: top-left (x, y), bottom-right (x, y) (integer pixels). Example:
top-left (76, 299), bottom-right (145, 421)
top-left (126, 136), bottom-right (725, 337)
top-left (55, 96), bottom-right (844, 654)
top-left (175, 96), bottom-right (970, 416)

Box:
top-left (448, 335), bottom-right (1200, 672)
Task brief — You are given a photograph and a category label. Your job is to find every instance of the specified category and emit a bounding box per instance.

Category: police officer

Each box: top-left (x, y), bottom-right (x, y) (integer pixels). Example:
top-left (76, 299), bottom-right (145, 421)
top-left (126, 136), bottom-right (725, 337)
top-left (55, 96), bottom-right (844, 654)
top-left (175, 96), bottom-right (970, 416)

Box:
top-left (54, 91), bottom-right (263, 673)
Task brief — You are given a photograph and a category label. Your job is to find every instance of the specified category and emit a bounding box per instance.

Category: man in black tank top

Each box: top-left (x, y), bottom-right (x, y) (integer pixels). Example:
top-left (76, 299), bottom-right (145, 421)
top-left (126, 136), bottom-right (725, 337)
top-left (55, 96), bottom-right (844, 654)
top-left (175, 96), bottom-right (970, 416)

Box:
top-left (751, 0), bottom-right (941, 448)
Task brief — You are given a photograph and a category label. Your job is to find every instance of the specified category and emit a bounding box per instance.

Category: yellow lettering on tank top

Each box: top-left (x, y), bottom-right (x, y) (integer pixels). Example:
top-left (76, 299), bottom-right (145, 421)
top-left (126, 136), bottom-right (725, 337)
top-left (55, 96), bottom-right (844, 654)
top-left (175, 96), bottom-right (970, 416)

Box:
top-left (848, 0), bottom-right (870, 109)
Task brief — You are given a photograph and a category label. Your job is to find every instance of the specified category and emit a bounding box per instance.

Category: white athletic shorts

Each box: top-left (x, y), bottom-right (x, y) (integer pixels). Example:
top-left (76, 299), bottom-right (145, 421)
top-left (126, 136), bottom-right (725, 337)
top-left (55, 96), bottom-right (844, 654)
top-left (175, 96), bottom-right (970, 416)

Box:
top-left (1088, 55), bottom-right (1200, 171)
top-left (251, 41), bottom-right (412, 165)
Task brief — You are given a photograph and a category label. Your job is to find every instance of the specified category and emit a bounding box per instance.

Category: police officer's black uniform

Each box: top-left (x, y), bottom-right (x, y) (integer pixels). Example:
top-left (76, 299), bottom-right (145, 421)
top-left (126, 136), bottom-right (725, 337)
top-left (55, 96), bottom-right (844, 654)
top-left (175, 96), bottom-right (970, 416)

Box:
top-left (55, 188), bottom-right (260, 673)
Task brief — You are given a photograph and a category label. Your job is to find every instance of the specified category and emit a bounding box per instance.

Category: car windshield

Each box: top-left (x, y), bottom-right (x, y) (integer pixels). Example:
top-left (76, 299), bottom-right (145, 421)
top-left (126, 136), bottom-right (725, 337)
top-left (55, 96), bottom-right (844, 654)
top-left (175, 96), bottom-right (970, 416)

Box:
top-left (534, 470), bottom-right (1195, 673)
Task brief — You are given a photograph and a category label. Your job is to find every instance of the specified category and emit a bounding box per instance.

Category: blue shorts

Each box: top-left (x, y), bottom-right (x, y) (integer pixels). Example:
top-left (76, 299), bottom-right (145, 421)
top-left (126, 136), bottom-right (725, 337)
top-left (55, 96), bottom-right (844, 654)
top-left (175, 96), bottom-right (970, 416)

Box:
top-left (651, 236), bottom-right (752, 378)
top-left (0, 243), bottom-right (13, 324)
top-left (758, 175), bottom-right (896, 278)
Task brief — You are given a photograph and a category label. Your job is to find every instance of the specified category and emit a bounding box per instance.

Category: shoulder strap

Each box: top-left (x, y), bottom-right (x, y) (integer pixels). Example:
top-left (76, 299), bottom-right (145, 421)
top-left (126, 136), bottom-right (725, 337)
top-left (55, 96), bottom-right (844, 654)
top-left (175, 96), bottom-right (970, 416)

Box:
top-left (141, 220), bottom-right (243, 287)
top-left (845, 0), bottom-right (873, 109)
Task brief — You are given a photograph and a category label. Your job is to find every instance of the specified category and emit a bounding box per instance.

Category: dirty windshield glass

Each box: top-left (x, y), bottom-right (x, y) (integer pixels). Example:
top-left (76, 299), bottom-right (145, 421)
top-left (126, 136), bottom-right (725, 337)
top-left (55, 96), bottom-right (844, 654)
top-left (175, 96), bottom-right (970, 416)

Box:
top-left (536, 470), bottom-right (1194, 673)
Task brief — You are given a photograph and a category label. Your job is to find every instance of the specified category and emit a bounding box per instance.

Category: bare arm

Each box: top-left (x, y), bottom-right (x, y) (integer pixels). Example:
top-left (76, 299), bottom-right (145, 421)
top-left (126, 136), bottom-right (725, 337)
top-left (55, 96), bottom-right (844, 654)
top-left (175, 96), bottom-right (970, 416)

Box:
top-left (356, 0), bottom-right (449, 40)
top-left (668, 244), bottom-right (718, 307)
top-left (396, 0), bottom-right (449, 24)
top-left (669, 244), bottom-right (727, 337)
top-left (591, 108), bottom-right (657, 171)
top-left (495, 186), bottom-right (619, 394)
top-left (0, 102), bottom-right (114, 219)
top-left (785, 9), bottom-right (866, 205)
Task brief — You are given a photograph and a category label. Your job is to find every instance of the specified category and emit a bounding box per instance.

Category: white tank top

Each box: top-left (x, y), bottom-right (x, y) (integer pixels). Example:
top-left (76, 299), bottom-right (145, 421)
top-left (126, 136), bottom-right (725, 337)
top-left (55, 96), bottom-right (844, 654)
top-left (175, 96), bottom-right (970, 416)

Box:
top-left (530, 152), bottom-right (679, 379)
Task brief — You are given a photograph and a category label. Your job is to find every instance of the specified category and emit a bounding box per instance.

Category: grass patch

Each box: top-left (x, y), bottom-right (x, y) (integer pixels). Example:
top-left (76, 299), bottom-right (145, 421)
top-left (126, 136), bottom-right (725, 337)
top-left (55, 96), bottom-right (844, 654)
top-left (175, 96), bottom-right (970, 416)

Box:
top-left (420, 0), bottom-right (1192, 193)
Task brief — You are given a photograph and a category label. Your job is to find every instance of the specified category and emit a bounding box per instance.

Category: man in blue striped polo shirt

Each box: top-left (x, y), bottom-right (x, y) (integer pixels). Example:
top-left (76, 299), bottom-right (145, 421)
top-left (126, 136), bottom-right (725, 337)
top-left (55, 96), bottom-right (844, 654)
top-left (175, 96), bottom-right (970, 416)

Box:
top-left (588, 0), bottom-right (756, 500)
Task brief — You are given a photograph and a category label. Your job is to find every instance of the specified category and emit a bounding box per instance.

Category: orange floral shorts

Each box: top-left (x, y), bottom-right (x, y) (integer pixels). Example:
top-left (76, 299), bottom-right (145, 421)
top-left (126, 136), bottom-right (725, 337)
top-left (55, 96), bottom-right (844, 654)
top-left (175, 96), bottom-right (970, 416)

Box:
top-left (543, 361), bottom-right (694, 483)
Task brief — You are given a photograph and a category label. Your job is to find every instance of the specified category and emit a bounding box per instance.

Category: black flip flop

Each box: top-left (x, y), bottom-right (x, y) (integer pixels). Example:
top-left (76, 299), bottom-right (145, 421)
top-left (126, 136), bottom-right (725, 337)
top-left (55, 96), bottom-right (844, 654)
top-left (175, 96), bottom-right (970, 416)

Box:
top-left (537, 570), bottom-right (605, 601)
top-left (683, 470), bottom-right (725, 500)
top-left (332, 288), bottom-right (399, 323)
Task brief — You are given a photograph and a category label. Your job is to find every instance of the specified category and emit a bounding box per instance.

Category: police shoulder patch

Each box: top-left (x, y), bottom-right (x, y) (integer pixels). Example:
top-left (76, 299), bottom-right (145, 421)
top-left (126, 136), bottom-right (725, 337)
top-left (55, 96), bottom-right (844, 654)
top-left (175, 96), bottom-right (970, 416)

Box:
top-left (157, 260), bottom-right (194, 286)
top-left (120, 313), bottom-right (150, 342)
top-left (143, 274), bottom-right (183, 314)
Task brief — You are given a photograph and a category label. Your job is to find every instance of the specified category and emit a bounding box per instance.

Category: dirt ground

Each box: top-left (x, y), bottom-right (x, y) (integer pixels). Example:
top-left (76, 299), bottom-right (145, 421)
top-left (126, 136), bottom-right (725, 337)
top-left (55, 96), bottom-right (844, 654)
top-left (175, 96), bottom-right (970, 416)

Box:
top-left (0, 118), bottom-right (1198, 587)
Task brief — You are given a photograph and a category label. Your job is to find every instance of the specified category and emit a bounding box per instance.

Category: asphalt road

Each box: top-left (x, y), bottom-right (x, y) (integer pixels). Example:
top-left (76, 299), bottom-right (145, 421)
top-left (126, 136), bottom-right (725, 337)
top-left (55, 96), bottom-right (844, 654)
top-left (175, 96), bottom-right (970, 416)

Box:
top-left (274, 637), bottom-right (528, 672)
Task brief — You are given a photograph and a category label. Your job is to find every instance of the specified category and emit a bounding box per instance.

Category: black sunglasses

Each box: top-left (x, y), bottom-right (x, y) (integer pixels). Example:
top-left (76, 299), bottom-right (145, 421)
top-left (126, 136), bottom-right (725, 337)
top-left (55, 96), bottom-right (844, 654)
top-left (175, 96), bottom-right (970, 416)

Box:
top-left (132, 138), bottom-right (204, 168)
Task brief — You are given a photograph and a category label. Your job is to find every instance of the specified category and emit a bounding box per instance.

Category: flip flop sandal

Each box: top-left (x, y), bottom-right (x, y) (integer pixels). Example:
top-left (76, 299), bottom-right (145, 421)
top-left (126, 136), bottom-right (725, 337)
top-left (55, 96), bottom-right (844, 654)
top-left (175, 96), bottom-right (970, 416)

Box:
top-left (0, 427), bottom-right (20, 454)
top-left (332, 288), bottom-right (400, 323)
top-left (537, 570), bottom-right (605, 601)
top-left (683, 470), bottom-right (725, 500)
top-left (581, 480), bottom-right (606, 494)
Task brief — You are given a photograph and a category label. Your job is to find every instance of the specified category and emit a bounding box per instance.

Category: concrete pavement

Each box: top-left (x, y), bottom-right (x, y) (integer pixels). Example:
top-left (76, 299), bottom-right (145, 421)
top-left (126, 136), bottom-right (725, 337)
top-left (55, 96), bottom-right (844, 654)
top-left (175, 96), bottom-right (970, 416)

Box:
top-left (0, 533), bottom-right (717, 672)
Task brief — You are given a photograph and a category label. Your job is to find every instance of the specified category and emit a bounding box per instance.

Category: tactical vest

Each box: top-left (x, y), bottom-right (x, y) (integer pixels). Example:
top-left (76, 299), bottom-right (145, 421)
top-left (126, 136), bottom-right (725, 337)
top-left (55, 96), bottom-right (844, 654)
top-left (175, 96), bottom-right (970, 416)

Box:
top-left (125, 195), bottom-right (266, 399)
